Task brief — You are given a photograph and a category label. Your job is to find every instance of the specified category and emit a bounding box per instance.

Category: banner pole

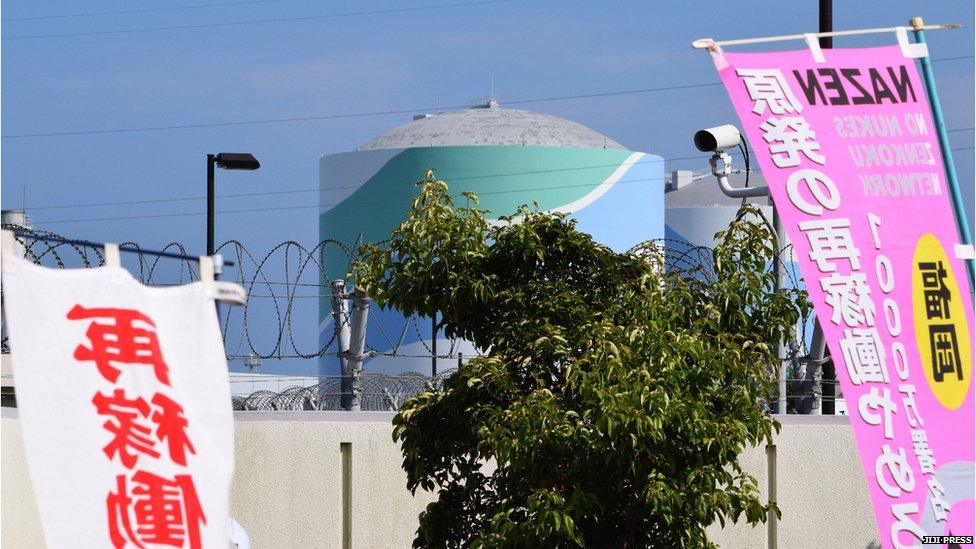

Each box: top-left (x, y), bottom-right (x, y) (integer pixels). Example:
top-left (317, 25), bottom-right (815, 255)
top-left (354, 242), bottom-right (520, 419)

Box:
top-left (818, 0), bottom-right (836, 417)
top-left (910, 16), bottom-right (975, 282)
top-left (773, 207), bottom-right (788, 415)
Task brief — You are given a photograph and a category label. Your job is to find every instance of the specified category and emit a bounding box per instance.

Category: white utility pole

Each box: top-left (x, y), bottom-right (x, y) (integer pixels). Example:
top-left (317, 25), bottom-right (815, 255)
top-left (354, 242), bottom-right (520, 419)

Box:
top-left (346, 287), bottom-right (371, 412)
top-left (805, 324), bottom-right (828, 415)
top-left (772, 209), bottom-right (788, 415)
top-left (330, 280), bottom-right (352, 410)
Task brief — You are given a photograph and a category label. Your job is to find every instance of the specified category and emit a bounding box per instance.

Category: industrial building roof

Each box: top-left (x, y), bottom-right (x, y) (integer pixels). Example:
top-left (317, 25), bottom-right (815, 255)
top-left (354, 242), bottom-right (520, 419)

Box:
top-left (358, 100), bottom-right (626, 151)
top-left (665, 171), bottom-right (770, 208)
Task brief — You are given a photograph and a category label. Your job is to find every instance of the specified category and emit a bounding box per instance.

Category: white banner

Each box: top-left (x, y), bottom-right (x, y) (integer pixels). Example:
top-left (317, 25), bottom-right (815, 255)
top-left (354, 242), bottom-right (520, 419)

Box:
top-left (2, 250), bottom-right (235, 549)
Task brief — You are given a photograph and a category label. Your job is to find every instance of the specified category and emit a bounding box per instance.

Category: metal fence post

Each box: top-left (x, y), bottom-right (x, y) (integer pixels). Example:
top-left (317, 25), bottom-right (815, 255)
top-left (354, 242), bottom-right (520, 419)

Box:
top-left (347, 287), bottom-right (371, 412)
top-left (330, 280), bottom-right (352, 410)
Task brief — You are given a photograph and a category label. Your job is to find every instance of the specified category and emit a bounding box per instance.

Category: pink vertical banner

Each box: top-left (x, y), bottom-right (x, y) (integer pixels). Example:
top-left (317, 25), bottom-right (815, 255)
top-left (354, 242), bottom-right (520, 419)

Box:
top-left (713, 44), bottom-right (974, 548)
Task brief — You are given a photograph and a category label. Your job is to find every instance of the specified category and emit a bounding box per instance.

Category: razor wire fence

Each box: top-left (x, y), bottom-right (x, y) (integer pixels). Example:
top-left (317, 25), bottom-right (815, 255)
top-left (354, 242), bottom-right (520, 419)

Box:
top-left (2, 222), bottom-right (825, 412)
top-left (0, 222), bottom-right (356, 361)
top-left (229, 370), bottom-right (457, 412)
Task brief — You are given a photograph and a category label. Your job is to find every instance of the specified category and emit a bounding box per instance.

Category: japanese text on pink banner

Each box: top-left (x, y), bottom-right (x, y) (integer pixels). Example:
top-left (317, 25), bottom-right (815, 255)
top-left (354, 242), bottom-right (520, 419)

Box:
top-left (716, 45), bottom-right (973, 548)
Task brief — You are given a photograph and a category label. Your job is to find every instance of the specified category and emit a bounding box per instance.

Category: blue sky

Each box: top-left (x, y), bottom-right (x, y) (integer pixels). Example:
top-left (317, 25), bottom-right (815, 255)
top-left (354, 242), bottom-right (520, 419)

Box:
top-left (2, 0), bottom-right (973, 373)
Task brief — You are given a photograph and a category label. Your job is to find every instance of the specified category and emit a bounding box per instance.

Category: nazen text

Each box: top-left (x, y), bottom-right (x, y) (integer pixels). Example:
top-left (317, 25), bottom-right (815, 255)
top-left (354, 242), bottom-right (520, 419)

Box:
top-left (792, 66), bottom-right (917, 106)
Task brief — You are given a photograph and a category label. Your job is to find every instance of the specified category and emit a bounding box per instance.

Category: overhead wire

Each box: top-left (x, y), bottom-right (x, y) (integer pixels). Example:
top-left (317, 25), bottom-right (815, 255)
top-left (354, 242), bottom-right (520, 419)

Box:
top-left (929, 54), bottom-right (976, 63)
top-left (3, 57), bottom-right (971, 139)
top-left (1, 0), bottom-right (518, 41)
top-left (25, 152), bottom-right (740, 211)
top-left (28, 145), bottom-right (975, 225)
top-left (32, 174), bottom-right (675, 225)
top-left (30, 169), bottom-right (975, 223)
top-left (1, 82), bottom-right (725, 139)
top-left (1, 0), bottom-right (293, 22)
top-left (3, 25), bottom-right (971, 224)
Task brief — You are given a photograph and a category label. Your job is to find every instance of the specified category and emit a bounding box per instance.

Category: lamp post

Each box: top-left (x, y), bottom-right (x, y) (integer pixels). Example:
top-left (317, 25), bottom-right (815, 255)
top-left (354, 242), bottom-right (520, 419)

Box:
top-left (207, 152), bottom-right (260, 256)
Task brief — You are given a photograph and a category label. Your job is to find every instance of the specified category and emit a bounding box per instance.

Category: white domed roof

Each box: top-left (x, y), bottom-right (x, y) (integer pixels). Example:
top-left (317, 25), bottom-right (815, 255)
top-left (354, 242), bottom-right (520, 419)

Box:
top-left (358, 101), bottom-right (625, 151)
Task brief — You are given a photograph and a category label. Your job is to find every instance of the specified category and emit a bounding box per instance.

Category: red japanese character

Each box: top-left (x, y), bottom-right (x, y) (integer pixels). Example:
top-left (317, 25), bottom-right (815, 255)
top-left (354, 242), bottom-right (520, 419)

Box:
top-left (106, 471), bottom-right (206, 549)
top-left (68, 305), bottom-right (171, 386)
top-left (107, 476), bottom-right (142, 549)
top-left (93, 389), bottom-right (161, 469)
top-left (151, 393), bottom-right (196, 467)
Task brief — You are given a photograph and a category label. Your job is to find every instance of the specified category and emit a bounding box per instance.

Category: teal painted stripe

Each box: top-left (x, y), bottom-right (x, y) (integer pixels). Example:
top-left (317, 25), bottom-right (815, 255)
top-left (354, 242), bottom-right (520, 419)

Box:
top-left (319, 146), bottom-right (635, 291)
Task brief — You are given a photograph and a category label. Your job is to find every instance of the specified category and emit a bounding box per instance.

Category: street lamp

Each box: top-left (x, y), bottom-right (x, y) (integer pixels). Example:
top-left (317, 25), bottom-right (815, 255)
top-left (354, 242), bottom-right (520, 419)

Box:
top-left (207, 152), bottom-right (260, 256)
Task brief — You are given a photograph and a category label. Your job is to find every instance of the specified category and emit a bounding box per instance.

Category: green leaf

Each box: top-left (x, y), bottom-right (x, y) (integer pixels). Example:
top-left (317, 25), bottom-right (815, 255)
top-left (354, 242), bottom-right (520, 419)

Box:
top-left (357, 178), bottom-right (803, 548)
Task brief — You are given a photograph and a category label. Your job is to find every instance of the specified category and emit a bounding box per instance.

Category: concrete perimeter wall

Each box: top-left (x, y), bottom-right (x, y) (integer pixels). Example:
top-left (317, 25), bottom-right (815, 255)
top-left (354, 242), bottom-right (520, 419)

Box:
top-left (1, 410), bottom-right (878, 548)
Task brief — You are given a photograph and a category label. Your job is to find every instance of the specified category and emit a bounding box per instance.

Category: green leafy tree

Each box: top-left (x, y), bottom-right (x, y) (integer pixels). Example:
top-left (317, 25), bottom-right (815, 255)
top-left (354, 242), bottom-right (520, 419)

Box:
top-left (353, 171), bottom-right (809, 548)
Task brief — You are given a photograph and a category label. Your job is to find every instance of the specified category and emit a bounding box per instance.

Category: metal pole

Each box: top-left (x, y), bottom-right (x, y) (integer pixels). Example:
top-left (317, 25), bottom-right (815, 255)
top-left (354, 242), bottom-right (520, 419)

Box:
top-left (213, 256), bottom-right (223, 322)
top-left (330, 280), bottom-right (352, 410)
top-left (692, 22), bottom-right (958, 49)
top-left (800, 323), bottom-right (828, 415)
top-left (766, 444), bottom-right (778, 549)
top-left (206, 154), bottom-right (216, 257)
top-left (707, 150), bottom-right (788, 413)
top-left (910, 16), bottom-right (975, 282)
top-left (347, 287), bottom-right (370, 412)
top-left (818, 0), bottom-right (832, 48)
top-left (818, 0), bottom-right (836, 416)
top-left (773, 208), bottom-right (788, 415)
top-left (712, 153), bottom-right (769, 197)
top-left (340, 442), bottom-right (353, 549)
top-left (431, 314), bottom-right (437, 377)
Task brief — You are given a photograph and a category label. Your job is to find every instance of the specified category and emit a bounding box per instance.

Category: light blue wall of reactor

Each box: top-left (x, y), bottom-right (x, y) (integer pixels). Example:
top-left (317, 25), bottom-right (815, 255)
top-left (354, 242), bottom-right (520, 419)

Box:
top-left (318, 147), bottom-right (665, 376)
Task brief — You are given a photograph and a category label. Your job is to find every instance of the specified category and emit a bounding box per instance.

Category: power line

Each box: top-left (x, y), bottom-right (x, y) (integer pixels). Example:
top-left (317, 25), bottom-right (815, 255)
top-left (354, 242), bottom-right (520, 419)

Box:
top-left (930, 54), bottom-right (976, 63)
top-left (26, 155), bottom-right (699, 211)
top-left (0, 82), bottom-right (724, 139)
top-left (21, 124), bottom-right (970, 212)
top-left (2, 106), bottom-right (440, 139)
top-left (31, 144), bottom-right (975, 226)
top-left (24, 150), bottom-right (757, 213)
top-left (35, 175), bottom-right (672, 224)
top-left (1, 0), bottom-right (291, 22)
top-left (16, 122), bottom-right (974, 213)
top-left (1, 0), bottom-right (517, 41)
top-left (506, 82), bottom-right (722, 105)
top-left (3, 57), bottom-right (971, 140)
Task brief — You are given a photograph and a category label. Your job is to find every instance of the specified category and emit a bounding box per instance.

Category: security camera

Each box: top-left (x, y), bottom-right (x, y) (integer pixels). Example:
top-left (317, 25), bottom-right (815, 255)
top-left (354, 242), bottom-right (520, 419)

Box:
top-left (693, 125), bottom-right (741, 152)
top-left (693, 124), bottom-right (769, 199)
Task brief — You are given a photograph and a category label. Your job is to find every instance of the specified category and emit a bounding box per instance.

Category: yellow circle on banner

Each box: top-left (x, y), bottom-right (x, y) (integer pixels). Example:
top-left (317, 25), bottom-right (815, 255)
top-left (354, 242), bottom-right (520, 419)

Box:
top-left (912, 233), bottom-right (971, 410)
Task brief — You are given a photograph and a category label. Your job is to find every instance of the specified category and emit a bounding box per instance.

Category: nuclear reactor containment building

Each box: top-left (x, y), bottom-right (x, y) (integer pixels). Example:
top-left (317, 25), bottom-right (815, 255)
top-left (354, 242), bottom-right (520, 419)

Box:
top-left (319, 101), bottom-right (664, 375)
